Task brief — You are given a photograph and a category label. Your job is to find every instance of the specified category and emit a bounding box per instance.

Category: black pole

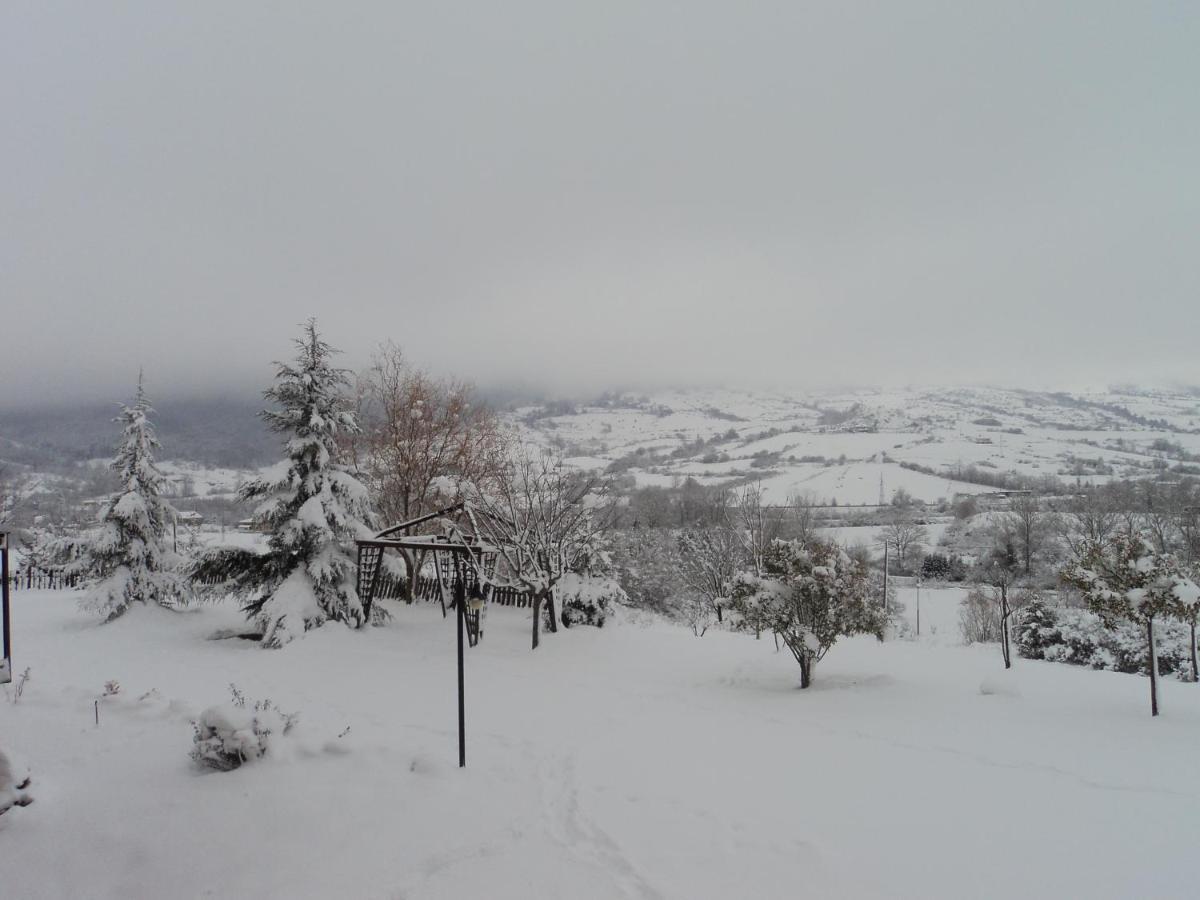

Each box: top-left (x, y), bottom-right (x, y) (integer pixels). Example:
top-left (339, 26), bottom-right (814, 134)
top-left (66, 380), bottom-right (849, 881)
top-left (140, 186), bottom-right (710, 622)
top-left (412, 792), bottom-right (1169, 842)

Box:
top-left (1, 532), bottom-right (11, 682)
top-left (456, 573), bottom-right (466, 768)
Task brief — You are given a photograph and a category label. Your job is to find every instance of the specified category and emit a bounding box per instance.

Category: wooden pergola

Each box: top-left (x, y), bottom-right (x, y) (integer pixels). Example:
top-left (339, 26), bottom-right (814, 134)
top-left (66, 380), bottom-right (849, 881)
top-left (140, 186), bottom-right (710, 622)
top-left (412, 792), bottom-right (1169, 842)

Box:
top-left (356, 502), bottom-right (499, 621)
top-left (354, 503), bottom-right (498, 768)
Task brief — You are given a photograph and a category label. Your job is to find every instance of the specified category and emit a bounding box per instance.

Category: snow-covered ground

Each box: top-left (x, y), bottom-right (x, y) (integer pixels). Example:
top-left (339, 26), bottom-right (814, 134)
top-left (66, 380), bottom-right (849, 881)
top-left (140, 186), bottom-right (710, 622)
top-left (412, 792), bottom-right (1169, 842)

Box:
top-left (4, 590), bottom-right (1200, 899)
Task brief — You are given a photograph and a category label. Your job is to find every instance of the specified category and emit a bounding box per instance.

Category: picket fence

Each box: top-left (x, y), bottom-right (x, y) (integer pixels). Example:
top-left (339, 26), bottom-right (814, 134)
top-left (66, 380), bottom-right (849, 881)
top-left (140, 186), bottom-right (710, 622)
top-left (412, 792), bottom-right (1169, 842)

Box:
top-left (371, 572), bottom-right (534, 608)
top-left (7, 570), bottom-right (82, 591)
top-left (14, 568), bottom-right (534, 609)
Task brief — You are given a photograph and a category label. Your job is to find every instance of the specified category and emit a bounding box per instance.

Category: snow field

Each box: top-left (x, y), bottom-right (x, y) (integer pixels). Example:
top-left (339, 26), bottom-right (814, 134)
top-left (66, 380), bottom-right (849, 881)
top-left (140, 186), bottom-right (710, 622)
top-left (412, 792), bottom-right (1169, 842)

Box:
top-left (2, 590), bottom-right (1200, 899)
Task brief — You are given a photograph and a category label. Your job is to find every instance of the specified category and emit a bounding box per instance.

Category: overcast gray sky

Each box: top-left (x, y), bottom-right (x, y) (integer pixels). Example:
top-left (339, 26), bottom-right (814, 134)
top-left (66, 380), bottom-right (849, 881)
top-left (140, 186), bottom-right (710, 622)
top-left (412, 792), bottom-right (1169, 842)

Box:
top-left (2, 2), bottom-right (1197, 406)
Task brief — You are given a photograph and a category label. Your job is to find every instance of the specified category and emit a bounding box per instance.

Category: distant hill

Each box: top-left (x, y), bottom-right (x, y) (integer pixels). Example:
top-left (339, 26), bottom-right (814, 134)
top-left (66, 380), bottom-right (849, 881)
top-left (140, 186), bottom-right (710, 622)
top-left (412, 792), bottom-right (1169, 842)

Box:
top-left (0, 396), bottom-right (276, 469)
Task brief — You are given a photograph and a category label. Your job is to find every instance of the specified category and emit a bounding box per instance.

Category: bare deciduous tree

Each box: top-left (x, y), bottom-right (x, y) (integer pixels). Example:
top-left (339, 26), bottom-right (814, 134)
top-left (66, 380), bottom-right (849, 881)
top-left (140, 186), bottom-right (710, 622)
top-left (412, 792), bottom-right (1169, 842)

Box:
top-left (1003, 493), bottom-right (1050, 576)
top-left (469, 450), bottom-right (616, 650)
top-left (783, 489), bottom-right (819, 546)
top-left (881, 517), bottom-right (928, 568)
top-left (1139, 481), bottom-right (1182, 555)
top-left (729, 481), bottom-right (783, 576)
top-left (677, 526), bottom-right (741, 626)
top-left (1054, 488), bottom-right (1120, 558)
top-left (352, 343), bottom-right (509, 602)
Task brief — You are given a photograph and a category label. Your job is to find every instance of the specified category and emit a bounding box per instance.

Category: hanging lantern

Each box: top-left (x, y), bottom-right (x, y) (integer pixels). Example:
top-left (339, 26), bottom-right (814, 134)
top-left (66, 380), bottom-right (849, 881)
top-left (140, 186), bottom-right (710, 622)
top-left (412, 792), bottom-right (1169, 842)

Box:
top-left (467, 584), bottom-right (486, 613)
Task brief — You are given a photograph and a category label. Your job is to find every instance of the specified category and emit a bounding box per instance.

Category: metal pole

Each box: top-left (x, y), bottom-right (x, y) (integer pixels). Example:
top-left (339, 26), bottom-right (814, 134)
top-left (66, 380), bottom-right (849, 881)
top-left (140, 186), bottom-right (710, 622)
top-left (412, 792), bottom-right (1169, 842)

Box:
top-left (1, 532), bottom-right (11, 684)
top-left (916, 577), bottom-right (921, 637)
top-left (456, 571), bottom-right (466, 768)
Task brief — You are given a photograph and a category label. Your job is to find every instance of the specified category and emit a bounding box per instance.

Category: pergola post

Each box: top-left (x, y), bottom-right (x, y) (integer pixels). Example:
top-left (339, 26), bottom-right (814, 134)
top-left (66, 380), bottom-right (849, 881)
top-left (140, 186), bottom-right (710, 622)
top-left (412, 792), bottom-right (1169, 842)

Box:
top-left (455, 574), bottom-right (466, 767)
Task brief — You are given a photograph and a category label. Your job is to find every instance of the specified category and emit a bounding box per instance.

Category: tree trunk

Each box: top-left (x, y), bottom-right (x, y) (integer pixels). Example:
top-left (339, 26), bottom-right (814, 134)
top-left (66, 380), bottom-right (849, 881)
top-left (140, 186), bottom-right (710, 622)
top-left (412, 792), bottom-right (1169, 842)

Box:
top-left (401, 549), bottom-right (418, 605)
top-left (1148, 619), bottom-right (1159, 717)
top-left (798, 655), bottom-right (812, 689)
top-left (715, 604), bottom-right (723, 624)
top-left (546, 588), bottom-right (559, 634)
top-left (1000, 585), bottom-right (1011, 669)
top-left (531, 590), bottom-right (544, 650)
top-left (1191, 622), bottom-right (1198, 685)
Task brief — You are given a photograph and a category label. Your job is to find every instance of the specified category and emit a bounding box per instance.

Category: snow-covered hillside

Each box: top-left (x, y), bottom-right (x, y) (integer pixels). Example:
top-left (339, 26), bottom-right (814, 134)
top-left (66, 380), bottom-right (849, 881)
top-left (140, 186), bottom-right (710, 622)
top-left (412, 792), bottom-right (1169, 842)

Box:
top-left (3, 590), bottom-right (1199, 899)
top-left (7, 384), bottom-right (1197, 522)
top-left (516, 385), bottom-right (1200, 505)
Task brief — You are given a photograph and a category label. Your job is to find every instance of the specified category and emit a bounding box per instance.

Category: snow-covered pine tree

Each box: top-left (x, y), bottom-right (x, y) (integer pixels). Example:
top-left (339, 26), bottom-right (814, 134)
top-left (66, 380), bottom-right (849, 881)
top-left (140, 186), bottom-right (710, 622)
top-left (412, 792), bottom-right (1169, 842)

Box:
top-left (194, 320), bottom-right (375, 647)
top-left (82, 374), bottom-right (190, 620)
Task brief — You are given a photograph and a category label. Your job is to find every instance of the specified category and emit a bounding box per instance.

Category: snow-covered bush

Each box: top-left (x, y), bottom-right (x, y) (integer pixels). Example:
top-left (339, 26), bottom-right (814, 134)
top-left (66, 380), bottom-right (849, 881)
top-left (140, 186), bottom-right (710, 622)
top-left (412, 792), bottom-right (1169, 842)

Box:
top-left (191, 685), bottom-right (298, 771)
top-left (609, 529), bottom-right (686, 616)
top-left (552, 572), bottom-right (624, 628)
top-left (959, 588), bottom-right (1001, 644)
top-left (0, 747), bottom-right (33, 816)
top-left (1016, 597), bottom-right (1192, 679)
top-left (727, 539), bottom-right (884, 688)
top-left (921, 552), bottom-right (968, 582)
top-left (682, 592), bottom-right (718, 636)
top-left (6, 667), bottom-right (31, 704)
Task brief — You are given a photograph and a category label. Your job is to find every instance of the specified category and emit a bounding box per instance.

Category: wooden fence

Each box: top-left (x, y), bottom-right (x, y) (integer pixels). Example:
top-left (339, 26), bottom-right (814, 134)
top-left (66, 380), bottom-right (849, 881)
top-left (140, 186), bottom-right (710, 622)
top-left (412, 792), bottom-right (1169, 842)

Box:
top-left (371, 572), bottom-right (534, 608)
top-left (8, 569), bottom-right (534, 608)
top-left (7, 569), bottom-right (82, 591)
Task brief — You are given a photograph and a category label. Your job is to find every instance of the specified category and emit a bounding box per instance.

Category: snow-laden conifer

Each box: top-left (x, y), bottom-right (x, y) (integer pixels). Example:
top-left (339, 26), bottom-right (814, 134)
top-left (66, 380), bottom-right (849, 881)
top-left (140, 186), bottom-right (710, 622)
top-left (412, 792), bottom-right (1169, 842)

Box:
top-left (195, 320), bottom-right (375, 647)
top-left (82, 374), bottom-right (190, 620)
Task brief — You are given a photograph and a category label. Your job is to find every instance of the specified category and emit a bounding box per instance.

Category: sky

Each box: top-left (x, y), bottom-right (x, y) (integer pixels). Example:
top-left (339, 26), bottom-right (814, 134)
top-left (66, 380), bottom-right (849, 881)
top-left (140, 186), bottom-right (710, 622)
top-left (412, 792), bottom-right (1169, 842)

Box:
top-left (2, 2), bottom-right (1198, 407)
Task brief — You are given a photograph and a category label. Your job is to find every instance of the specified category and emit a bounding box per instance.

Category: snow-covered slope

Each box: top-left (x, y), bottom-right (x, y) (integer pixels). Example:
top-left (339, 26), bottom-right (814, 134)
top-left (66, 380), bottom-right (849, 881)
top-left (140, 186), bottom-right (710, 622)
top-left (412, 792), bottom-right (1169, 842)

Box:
top-left (516, 385), bottom-right (1200, 505)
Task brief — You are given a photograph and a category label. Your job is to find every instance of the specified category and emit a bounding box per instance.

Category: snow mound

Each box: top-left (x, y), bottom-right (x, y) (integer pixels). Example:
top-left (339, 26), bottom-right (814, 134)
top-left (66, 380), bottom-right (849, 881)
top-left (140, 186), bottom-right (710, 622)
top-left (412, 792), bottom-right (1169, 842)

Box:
top-left (408, 752), bottom-right (446, 777)
top-left (979, 674), bottom-right (1022, 698)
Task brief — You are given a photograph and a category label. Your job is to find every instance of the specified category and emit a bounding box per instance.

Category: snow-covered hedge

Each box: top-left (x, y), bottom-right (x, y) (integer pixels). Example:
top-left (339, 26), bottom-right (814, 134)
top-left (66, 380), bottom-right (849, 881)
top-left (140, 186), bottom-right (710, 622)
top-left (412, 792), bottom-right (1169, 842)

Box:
top-left (191, 687), bottom-right (298, 771)
top-left (1017, 598), bottom-right (1193, 680)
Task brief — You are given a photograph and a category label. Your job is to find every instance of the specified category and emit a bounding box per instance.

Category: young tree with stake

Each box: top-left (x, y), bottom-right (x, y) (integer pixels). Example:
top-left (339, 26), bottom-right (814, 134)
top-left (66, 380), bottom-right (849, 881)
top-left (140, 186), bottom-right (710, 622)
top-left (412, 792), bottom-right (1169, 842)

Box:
top-left (1062, 535), bottom-right (1177, 716)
